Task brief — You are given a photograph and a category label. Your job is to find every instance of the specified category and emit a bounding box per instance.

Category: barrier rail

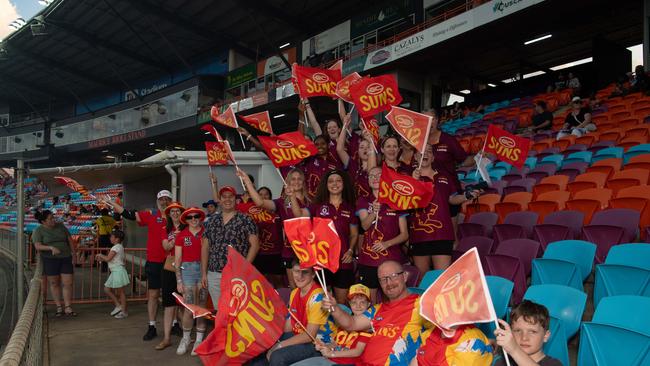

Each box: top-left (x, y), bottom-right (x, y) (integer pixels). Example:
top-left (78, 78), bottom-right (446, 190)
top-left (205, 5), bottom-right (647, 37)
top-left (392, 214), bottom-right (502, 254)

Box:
top-left (0, 258), bottom-right (42, 366)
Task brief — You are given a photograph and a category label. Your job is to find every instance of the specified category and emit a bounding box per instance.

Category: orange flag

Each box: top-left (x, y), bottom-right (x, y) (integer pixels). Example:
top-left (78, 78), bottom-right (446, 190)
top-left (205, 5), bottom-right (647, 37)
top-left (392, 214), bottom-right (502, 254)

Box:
top-left (195, 247), bottom-right (287, 365)
top-left (258, 131), bottom-right (318, 168)
top-left (284, 217), bottom-right (342, 273)
top-left (328, 60), bottom-right (343, 72)
top-left (205, 141), bottom-right (234, 166)
top-left (419, 248), bottom-right (497, 337)
top-left (385, 106), bottom-right (432, 154)
top-left (210, 104), bottom-right (238, 129)
top-left (173, 292), bottom-right (213, 319)
top-left (336, 72), bottom-right (362, 103)
top-left (54, 176), bottom-right (90, 196)
top-left (292, 64), bottom-right (342, 98)
top-left (239, 111), bottom-right (273, 135)
top-left (360, 117), bottom-right (380, 149)
top-left (348, 74), bottom-right (402, 118)
top-left (378, 164), bottom-right (433, 211)
top-left (484, 125), bottom-right (531, 168)
top-left (201, 124), bottom-right (224, 141)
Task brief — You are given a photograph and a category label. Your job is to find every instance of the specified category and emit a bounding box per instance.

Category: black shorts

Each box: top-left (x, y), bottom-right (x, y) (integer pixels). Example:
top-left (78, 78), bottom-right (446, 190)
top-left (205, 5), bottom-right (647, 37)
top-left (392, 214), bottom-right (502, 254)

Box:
top-left (254, 254), bottom-right (284, 275)
top-left (42, 256), bottom-right (73, 276)
top-left (449, 203), bottom-right (461, 218)
top-left (324, 268), bottom-right (355, 289)
top-left (161, 268), bottom-right (177, 307)
top-left (145, 261), bottom-right (163, 290)
top-left (410, 240), bottom-right (454, 257)
top-left (358, 264), bottom-right (379, 289)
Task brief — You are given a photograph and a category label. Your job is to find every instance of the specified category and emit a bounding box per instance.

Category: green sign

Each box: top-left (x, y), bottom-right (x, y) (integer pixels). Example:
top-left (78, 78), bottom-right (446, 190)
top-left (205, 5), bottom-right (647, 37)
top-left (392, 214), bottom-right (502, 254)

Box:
top-left (225, 63), bottom-right (256, 89)
top-left (351, 0), bottom-right (415, 38)
top-left (197, 109), bottom-right (211, 124)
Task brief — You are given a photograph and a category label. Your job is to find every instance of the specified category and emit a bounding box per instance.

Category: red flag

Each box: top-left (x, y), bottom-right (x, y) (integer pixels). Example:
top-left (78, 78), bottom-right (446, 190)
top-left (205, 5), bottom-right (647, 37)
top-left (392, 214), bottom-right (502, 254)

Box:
top-left (292, 64), bottom-right (342, 98)
top-left (258, 131), bottom-right (318, 168)
top-left (484, 125), bottom-right (531, 168)
top-left (211, 104), bottom-right (238, 129)
top-left (348, 74), bottom-right (402, 119)
top-left (419, 248), bottom-right (496, 337)
top-left (205, 141), bottom-right (234, 166)
top-left (283, 217), bottom-right (342, 273)
top-left (240, 111), bottom-right (273, 135)
top-left (195, 247), bottom-right (287, 365)
top-left (328, 60), bottom-right (343, 72)
top-left (54, 176), bottom-right (90, 196)
top-left (335, 72), bottom-right (362, 103)
top-left (385, 106), bottom-right (432, 154)
top-left (173, 292), bottom-right (213, 319)
top-left (360, 117), bottom-right (380, 148)
top-left (378, 164), bottom-right (433, 211)
top-left (201, 124), bottom-right (223, 141)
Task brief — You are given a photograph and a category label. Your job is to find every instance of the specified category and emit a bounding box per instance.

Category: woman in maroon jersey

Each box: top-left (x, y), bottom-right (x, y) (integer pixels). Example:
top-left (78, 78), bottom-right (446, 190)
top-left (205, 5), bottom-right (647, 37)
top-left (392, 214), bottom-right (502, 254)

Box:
top-left (356, 166), bottom-right (409, 303)
top-left (302, 135), bottom-right (340, 200)
top-left (337, 116), bottom-right (377, 200)
top-left (381, 136), bottom-right (414, 175)
top-left (251, 186), bottom-right (284, 288)
top-left (238, 168), bottom-right (309, 288)
top-left (290, 169), bottom-right (358, 304)
top-left (409, 145), bottom-right (480, 275)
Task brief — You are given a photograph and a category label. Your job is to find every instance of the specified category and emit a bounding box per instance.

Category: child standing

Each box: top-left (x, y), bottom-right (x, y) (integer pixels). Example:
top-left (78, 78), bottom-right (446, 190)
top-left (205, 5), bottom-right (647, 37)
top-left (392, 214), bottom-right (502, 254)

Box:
top-left (494, 300), bottom-right (562, 366)
top-left (96, 229), bottom-right (130, 319)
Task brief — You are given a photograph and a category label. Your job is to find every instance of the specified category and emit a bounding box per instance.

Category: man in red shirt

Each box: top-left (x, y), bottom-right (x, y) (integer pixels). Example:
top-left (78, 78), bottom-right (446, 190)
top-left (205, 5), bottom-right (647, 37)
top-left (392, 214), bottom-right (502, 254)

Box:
top-left (322, 261), bottom-right (433, 366)
top-left (102, 189), bottom-right (173, 341)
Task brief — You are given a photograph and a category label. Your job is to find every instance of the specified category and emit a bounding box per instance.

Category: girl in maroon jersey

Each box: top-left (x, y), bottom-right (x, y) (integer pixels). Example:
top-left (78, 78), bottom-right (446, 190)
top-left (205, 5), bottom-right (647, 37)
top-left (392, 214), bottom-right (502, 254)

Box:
top-left (337, 115), bottom-right (378, 200)
top-left (290, 169), bottom-right (358, 304)
top-left (381, 136), bottom-right (414, 175)
top-left (356, 166), bottom-right (409, 303)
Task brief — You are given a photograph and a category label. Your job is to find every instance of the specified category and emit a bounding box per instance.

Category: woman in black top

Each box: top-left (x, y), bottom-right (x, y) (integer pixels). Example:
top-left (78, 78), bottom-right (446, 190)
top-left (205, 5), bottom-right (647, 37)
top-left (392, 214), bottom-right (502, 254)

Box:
top-left (557, 97), bottom-right (595, 139)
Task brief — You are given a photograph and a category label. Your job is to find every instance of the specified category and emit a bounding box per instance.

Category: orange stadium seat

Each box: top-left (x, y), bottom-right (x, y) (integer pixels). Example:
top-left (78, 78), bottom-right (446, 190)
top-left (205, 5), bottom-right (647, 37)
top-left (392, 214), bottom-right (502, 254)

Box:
top-left (553, 135), bottom-right (576, 151)
top-left (618, 118), bottom-right (641, 129)
top-left (575, 133), bottom-right (597, 146)
top-left (610, 185), bottom-right (650, 239)
top-left (585, 158), bottom-right (623, 178)
top-left (463, 193), bottom-right (501, 219)
top-left (619, 136), bottom-right (649, 151)
top-left (610, 111), bottom-right (632, 122)
top-left (597, 128), bottom-right (625, 143)
top-left (624, 125), bottom-right (650, 139)
top-left (631, 99), bottom-right (650, 110)
top-left (528, 190), bottom-right (571, 223)
top-left (607, 104), bottom-right (628, 114)
top-left (633, 107), bottom-right (650, 119)
top-left (574, 188), bottom-right (613, 209)
top-left (591, 114), bottom-right (610, 125)
top-left (532, 175), bottom-right (570, 198)
top-left (566, 172), bottom-right (608, 196)
top-left (532, 139), bottom-right (554, 153)
top-left (494, 192), bottom-right (533, 223)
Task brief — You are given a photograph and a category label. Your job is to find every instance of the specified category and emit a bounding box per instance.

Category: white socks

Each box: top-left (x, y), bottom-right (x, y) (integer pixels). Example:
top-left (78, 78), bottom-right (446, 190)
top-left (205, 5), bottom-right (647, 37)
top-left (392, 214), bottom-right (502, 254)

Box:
top-left (196, 331), bottom-right (205, 343)
top-left (183, 330), bottom-right (191, 340)
top-left (149, 321), bottom-right (156, 326)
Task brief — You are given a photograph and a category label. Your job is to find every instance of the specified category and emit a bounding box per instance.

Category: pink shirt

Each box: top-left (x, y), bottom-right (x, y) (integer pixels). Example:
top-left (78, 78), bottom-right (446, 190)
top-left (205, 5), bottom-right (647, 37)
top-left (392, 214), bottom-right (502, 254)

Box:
top-left (356, 195), bottom-right (407, 266)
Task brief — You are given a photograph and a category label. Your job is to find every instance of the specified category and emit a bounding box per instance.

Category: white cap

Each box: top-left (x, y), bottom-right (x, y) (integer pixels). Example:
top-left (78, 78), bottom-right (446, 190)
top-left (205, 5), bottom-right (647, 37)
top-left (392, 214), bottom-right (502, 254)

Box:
top-left (571, 96), bottom-right (581, 102)
top-left (157, 190), bottom-right (172, 199)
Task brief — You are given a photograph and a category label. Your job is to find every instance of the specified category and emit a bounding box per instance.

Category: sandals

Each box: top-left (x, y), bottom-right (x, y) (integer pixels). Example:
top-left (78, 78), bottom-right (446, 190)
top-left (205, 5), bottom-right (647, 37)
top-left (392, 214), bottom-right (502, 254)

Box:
top-left (155, 340), bottom-right (172, 350)
top-left (55, 306), bottom-right (64, 317)
top-left (64, 306), bottom-right (77, 317)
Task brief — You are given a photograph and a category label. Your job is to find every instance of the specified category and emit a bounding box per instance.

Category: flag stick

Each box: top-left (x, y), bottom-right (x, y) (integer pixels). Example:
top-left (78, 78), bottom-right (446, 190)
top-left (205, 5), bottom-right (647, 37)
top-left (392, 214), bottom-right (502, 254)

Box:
top-left (474, 137), bottom-right (489, 179)
top-left (418, 151), bottom-right (425, 171)
top-left (238, 132), bottom-right (247, 150)
top-left (495, 319), bottom-right (513, 366)
top-left (208, 164), bottom-right (214, 177)
top-left (275, 168), bottom-right (287, 186)
top-left (313, 268), bottom-right (332, 306)
top-left (288, 311), bottom-right (317, 343)
top-left (374, 210), bottom-right (380, 230)
top-left (346, 105), bottom-right (355, 137)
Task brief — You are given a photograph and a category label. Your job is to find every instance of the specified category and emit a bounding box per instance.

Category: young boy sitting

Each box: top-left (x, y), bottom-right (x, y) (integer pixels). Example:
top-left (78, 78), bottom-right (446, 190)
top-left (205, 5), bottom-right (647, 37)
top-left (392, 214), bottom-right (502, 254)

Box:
top-left (494, 300), bottom-right (562, 366)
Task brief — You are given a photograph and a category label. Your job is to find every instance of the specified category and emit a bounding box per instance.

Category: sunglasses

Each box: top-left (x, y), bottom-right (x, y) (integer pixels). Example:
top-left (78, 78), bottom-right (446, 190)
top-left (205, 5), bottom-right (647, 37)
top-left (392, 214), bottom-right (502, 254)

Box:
top-left (186, 214), bottom-right (202, 220)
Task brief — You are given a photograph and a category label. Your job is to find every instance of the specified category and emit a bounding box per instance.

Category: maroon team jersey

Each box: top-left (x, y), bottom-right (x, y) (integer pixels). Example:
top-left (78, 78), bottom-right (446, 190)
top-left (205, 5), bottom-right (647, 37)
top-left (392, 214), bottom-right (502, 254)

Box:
top-left (408, 174), bottom-right (455, 243)
top-left (273, 197), bottom-right (306, 259)
top-left (308, 202), bottom-right (358, 270)
top-left (303, 156), bottom-right (340, 198)
top-left (431, 132), bottom-right (468, 193)
top-left (347, 159), bottom-right (372, 200)
top-left (356, 195), bottom-right (407, 266)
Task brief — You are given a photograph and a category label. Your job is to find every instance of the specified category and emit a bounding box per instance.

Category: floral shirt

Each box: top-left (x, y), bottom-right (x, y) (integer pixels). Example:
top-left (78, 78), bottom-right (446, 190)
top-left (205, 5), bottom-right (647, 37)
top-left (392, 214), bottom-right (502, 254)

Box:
top-left (203, 211), bottom-right (257, 272)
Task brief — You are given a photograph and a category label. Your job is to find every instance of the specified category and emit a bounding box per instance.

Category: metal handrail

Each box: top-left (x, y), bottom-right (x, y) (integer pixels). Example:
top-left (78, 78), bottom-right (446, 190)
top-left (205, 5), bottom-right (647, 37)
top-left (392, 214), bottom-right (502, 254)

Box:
top-left (0, 258), bottom-right (42, 366)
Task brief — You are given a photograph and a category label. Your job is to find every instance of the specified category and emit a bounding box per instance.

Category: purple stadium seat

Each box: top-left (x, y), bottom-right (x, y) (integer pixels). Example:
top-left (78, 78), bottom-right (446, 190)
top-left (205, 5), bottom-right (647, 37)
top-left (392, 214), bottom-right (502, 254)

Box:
top-left (493, 211), bottom-right (540, 244)
top-left (587, 140), bottom-right (616, 154)
top-left (563, 144), bottom-right (589, 157)
top-left (583, 209), bottom-right (641, 263)
top-left (485, 180), bottom-right (507, 195)
top-left (452, 236), bottom-right (494, 271)
top-left (458, 212), bottom-right (499, 239)
top-left (503, 178), bottom-right (536, 196)
top-left (403, 264), bottom-right (421, 287)
top-left (485, 254), bottom-right (527, 304)
top-left (495, 238), bottom-right (541, 275)
top-left (557, 162), bottom-right (590, 182)
top-left (502, 174), bottom-right (524, 186)
top-left (277, 287), bottom-right (291, 305)
top-left (537, 147), bottom-right (562, 160)
top-left (509, 166), bottom-right (530, 176)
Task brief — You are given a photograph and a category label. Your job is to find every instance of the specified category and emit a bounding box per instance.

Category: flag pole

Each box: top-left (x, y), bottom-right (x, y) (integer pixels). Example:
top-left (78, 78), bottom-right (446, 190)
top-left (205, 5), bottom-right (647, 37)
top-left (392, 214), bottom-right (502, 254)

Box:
top-left (275, 168), bottom-right (287, 186)
top-left (495, 320), bottom-right (513, 366)
top-left (288, 311), bottom-right (318, 343)
top-left (418, 115), bottom-right (434, 171)
top-left (238, 132), bottom-right (247, 150)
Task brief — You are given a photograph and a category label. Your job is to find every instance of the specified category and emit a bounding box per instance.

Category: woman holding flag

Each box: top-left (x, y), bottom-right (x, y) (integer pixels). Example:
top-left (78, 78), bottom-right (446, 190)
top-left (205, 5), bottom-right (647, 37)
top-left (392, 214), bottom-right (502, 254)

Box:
top-left (290, 169), bottom-right (358, 304)
top-left (410, 145), bottom-right (480, 274)
top-left (237, 168), bottom-right (309, 288)
top-left (336, 116), bottom-right (377, 200)
top-left (356, 166), bottom-right (409, 303)
top-left (381, 136), bottom-right (414, 175)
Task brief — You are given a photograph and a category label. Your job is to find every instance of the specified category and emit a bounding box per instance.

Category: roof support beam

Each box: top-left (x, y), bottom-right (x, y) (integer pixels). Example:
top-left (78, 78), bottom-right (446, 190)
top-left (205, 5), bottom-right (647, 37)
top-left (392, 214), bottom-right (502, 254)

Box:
top-left (0, 72), bottom-right (62, 99)
top-left (237, 0), bottom-right (315, 35)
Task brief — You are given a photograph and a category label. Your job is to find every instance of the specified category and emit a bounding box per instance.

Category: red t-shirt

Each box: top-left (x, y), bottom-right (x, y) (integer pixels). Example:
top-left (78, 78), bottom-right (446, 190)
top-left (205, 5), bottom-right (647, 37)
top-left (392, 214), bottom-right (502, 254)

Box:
top-left (174, 227), bottom-right (204, 262)
top-left (408, 174), bottom-right (455, 243)
top-left (238, 202), bottom-right (283, 255)
top-left (138, 210), bottom-right (167, 262)
top-left (330, 330), bottom-right (372, 364)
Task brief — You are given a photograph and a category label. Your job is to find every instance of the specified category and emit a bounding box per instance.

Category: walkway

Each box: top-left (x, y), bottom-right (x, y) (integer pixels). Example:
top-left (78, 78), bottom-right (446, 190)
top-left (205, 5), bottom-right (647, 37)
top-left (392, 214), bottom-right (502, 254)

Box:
top-left (46, 303), bottom-right (202, 365)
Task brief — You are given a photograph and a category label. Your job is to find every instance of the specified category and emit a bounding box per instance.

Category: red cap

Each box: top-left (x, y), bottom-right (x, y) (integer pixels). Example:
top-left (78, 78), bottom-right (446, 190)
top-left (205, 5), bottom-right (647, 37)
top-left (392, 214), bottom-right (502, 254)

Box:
top-left (219, 186), bottom-right (237, 197)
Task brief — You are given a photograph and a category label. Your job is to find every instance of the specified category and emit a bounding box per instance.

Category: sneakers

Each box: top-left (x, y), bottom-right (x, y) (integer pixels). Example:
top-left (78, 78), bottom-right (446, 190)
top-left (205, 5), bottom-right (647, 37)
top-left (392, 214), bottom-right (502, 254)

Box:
top-left (110, 306), bottom-right (122, 316)
top-left (171, 322), bottom-right (183, 337)
top-left (191, 340), bottom-right (202, 356)
top-left (176, 337), bottom-right (191, 355)
top-left (143, 325), bottom-right (157, 341)
top-left (114, 312), bottom-right (128, 319)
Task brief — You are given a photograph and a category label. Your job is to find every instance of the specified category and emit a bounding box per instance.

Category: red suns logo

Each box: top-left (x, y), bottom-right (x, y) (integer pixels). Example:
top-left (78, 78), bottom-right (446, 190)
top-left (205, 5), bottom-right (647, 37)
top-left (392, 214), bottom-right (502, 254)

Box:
top-left (441, 273), bottom-right (462, 293)
top-left (228, 278), bottom-right (249, 316)
top-left (395, 115), bottom-right (414, 129)
top-left (498, 136), bottom-right (516, 148)
top-left (366, 82), bottom-right (384, 95)
top-left (277, 140), bottom-right (294, 148)
top-left (313, 73), bottom-right (329, 84)
top-left (392, 180), bottom-right (414, 195)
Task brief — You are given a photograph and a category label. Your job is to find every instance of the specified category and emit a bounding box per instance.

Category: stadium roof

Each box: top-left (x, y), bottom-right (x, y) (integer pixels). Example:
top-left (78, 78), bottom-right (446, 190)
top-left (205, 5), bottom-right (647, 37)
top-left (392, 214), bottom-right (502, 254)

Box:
top-left (0, 0), bottom-right (370, 106)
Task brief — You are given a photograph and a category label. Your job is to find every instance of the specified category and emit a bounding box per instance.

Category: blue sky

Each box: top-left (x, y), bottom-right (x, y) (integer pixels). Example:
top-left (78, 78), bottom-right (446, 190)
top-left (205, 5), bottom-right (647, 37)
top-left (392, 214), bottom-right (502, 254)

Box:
top-left (1, 0), bottom-right (44, 40)
top-left (13, 0), bottom-right (42, 20)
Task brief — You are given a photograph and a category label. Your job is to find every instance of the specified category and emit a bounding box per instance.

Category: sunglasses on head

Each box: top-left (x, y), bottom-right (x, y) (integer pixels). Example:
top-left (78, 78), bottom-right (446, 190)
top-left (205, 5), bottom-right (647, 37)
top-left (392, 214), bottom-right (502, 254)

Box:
top-left (186, 214), bottom-right (202, 220)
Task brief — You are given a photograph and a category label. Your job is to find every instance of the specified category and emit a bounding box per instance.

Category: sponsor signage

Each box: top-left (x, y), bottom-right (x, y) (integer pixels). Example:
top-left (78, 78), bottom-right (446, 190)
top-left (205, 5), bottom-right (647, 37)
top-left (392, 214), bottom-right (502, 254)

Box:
top-left (351, 0), bottom-right (416, 38)
top-left (301, 21), bottom-right (351, 60)
top-left (87, 130), bottom-right (147, 149)
top-left (225, 63), bottom-right (257, 89)
top-left (257, 48), bottom-right (296, 77)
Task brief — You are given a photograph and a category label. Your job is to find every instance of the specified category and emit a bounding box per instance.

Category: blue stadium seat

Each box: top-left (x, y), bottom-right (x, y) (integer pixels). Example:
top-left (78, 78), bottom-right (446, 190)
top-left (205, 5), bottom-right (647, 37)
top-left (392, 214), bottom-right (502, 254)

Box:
top-left (525, 157), bottom-right (537, 169)
top-left (593, 146), bottom-right (624, 162)
top-left (544, 318), bottom-right (570, 366)
top-left (561, 151), bottom-right (592, 166)
top-left (418, 269), bottom-right (444, 290)
top-left (477, 276), bottom-right (514, 339)
top-left (539, 154), bottom-right (564, 167)
top-left (531, 240), bottom-right (596, 286)
top-left (592, 295), bottom-right (650, 336)
top-left (523, 284), bottom-right (587, 340)
top-left (624, 145), bottom-right (650, 163)
top-left (578, 323), bottom-right (650, 365)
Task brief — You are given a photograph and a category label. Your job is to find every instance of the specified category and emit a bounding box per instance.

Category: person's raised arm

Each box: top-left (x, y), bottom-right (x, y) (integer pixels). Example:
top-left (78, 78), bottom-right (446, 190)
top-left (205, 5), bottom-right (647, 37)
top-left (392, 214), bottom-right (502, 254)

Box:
top-left (287, 187), bottom-right (309, 218)
top-left (338, 99), bottom-right (347, 123)
top-left (361, 129), bottom-right (378, 170)
top-left (336, 115), bottom-right (352, 167)
top-left (99, 195), bottom-right (141, 223)
top-left (209, 172), bottom-right (219, 203)
top-left (236, 168), bottom-right (276, 211)
top-left (238, 127), bottom-right (265, 152)
top-left (358, 202), bottom-right (379, 231)
top-left (304, 99), bottom-right (323, 136)
top-left (321, 292), bottom-right (372, 331)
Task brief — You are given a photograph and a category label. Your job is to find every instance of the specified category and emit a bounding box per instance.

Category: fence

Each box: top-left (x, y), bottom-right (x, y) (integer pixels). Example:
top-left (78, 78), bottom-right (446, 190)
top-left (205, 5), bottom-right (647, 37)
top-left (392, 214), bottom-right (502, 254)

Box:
top-left (0, 258), bottom-right (42, 366)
